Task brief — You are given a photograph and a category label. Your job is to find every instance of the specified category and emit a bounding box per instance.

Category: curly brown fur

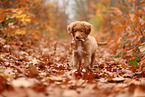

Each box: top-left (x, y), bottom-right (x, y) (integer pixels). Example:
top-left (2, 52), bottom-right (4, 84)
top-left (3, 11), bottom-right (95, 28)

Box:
top-left (67, 21), bottom-right (98, 70)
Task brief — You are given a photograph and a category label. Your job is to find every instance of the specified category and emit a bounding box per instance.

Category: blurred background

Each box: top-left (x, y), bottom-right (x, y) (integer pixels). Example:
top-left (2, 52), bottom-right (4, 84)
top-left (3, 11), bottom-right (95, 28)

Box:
top-left (0, 0), bottom-right (144, 52)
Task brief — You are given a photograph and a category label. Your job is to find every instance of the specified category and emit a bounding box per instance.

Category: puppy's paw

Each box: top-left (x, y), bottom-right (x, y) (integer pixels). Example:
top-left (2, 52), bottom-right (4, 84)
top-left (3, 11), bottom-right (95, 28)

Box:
top-left (71, 69), bottom-right (77, 73)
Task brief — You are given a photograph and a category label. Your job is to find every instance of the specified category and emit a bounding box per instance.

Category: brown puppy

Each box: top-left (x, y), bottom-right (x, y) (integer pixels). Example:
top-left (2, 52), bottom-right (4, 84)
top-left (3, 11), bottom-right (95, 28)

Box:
top-left (67, 21), bottom-right (98, 71)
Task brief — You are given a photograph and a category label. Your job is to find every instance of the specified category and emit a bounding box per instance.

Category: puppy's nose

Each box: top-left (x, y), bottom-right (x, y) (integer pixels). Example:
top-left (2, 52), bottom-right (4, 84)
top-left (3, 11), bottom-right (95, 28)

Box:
top-left (76, 36), bottom-right (79, 39)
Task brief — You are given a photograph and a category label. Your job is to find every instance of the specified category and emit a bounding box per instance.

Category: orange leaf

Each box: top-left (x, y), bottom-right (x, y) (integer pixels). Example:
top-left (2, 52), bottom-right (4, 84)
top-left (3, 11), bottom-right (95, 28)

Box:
top-left (0, 74), bottom-right (9, 78)
top-left (9, 1), bottom-right (13, 5)
top-left (140, 59), bottom-right (145, 64)
top-left (15, 0), bottom-right (18, 3)
top-left (20, 0), bottom-right (27, 6)
top-left (122, 20), bottom-right (126, 25)
top-left (137, 23), bottom-right (141, 28)
top-left (24, 7), bottom-right (29, 10)
top-left (133, 1), bottom-right (136, 4)
top-left (133, 15), bottom-right (137, 19)
top-left (113, 26), bottom-right (123, 31)
top-left (126, 19), bottom-right (130, 25)
top-left (127, 47), bottom-right (137, 53)
top-left (131, 27), bottom-right (135, 32)
top-left (121, 63), bottom-right (128, 69)
top-left (128, 34), bottom-right (136, 38)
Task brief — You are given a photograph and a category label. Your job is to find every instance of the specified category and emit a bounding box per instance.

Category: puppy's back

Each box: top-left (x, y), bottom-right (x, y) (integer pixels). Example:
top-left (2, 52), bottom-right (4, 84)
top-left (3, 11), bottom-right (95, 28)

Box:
top-left (88, 36), bottom-right (98, 54)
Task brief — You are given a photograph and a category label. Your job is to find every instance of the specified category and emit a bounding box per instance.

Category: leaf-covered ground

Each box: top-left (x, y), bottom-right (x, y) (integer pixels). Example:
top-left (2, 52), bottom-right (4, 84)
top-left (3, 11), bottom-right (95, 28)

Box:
top-left (0, 37), bottom-right (145, 97)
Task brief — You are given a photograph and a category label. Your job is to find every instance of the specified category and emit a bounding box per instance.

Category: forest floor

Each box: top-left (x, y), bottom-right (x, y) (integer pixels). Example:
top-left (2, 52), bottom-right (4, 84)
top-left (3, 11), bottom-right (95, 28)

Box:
top-left (0, 36), bottom-right (145, 97)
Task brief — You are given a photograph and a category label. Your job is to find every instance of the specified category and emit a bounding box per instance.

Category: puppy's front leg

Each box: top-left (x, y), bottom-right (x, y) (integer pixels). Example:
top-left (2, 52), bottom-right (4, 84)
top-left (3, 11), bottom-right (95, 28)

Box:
top-left (83, 53), bottom-right (91, 69)
top-left (73, 52), bottom-right (79, 69)
top-left (90, 52), bottom-right (95, 68)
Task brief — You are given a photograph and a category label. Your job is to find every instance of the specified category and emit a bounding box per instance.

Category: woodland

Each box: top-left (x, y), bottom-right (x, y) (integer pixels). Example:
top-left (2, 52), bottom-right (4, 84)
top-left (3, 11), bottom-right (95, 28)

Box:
top-left (0, 0), bottom-right (145, 97)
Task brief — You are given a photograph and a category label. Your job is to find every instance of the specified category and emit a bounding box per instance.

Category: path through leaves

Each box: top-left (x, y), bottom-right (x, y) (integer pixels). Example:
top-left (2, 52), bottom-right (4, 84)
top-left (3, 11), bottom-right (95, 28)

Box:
top-left (0, 37), bottom-right (145, 97)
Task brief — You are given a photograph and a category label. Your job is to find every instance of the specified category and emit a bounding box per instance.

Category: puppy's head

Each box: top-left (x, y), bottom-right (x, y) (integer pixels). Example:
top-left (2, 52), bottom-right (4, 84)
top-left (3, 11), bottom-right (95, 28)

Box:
top-left (67, 21), bottom-right (92, 41)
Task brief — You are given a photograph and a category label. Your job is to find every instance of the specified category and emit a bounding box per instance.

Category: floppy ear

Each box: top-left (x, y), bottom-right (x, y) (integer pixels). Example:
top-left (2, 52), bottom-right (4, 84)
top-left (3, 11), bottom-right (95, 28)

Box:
top-left (83, 22), bottom-right (92, 35)
top-left (67, 25), bottom-right (72, 34)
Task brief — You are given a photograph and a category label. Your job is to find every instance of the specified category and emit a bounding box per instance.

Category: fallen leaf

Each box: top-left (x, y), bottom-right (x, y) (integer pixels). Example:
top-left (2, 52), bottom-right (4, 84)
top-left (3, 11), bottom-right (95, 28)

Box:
top-left (29, 64), bottom-right (39, 77)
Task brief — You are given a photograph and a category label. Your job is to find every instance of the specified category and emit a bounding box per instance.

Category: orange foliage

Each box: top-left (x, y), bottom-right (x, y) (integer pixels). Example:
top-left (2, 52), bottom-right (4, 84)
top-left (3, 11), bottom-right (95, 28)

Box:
top-left (85, 0), bottom-right (145, 66)
top-left (0, 0), bottom-right (64, 40)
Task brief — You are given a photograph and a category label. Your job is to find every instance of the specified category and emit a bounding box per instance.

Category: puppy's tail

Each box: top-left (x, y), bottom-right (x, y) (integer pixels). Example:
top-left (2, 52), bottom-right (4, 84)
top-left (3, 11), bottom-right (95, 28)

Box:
top-left (97, 42), bottom-right (108, 46)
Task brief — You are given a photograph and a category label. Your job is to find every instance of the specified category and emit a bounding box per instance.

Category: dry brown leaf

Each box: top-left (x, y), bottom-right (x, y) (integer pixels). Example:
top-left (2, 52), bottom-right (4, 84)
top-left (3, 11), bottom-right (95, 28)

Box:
top-left (29, 64), bottom-right (39, 77)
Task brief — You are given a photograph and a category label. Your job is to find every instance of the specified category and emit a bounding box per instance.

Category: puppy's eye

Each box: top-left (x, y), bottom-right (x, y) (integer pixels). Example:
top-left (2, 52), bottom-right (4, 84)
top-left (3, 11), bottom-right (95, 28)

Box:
top-left (81, 31), bottom-right (83, 32)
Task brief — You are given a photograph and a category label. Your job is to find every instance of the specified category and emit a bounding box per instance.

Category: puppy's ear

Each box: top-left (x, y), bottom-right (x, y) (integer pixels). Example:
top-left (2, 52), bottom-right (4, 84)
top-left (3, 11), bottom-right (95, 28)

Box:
top-left (83, 22), bottom-right (92, 35)
top-left (67, 25), bottom-right (72, 34)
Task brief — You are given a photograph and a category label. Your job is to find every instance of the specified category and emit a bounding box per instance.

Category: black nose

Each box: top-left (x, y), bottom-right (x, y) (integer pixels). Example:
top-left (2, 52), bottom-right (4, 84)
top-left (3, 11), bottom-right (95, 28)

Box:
top-left (76, 36), bottom-right (79, 39)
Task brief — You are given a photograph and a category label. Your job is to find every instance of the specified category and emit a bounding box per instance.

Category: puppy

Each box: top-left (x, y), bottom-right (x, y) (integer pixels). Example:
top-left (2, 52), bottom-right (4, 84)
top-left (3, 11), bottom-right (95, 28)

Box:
top-left (67, 21), bottom-right (98, 71)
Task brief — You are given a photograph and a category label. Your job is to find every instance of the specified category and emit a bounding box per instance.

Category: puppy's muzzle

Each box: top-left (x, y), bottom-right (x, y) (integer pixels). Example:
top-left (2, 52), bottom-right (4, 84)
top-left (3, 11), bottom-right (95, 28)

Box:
top-left (76, 36), bottom-right (79, 39)
top-left (75, 36), bottom-right (82, 41)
